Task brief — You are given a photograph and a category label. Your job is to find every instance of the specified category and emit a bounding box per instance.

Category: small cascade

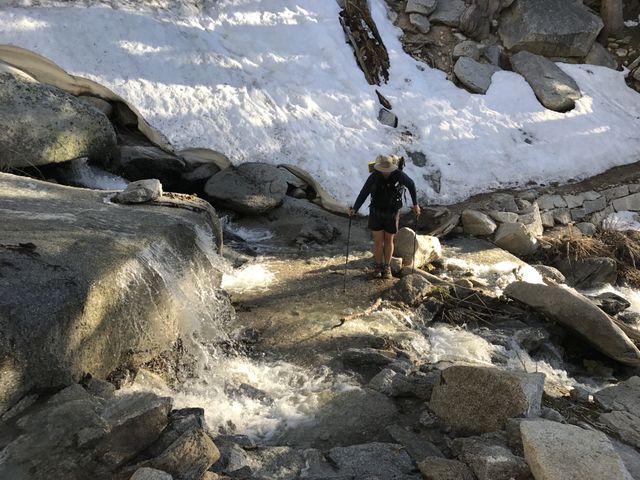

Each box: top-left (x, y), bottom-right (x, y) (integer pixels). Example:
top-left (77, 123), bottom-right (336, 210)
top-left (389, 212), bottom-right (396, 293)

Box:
top-left (62, 157), bottom-right (129, 190)
top-left (423, 323), bottom-right (612, 394)
top-left (123, 228), bottom-right (357, 442)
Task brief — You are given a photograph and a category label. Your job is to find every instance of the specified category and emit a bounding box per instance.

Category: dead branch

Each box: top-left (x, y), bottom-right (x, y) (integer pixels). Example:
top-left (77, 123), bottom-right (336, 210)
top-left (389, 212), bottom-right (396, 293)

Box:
top-left (332, 297), bottom-right (383, 328)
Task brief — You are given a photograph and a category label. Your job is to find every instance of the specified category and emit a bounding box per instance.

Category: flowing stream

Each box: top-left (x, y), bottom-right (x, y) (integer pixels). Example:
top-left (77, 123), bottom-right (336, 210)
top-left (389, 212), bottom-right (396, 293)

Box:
top-left (114, 222), bottom-right (627, 444)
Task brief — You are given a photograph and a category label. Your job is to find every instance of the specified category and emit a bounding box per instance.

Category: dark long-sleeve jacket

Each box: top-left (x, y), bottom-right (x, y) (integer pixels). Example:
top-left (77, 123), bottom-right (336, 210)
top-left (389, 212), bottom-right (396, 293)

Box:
top-left (352, 170), bottom-right (418, 213)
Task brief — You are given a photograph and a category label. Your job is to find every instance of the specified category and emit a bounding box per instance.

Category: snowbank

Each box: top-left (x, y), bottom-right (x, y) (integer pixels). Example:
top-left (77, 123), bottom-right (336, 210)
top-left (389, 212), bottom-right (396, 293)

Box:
top-left (2, 0), bottom-right (640, 206)
top-left (603, 211), bottom-right (640, 231)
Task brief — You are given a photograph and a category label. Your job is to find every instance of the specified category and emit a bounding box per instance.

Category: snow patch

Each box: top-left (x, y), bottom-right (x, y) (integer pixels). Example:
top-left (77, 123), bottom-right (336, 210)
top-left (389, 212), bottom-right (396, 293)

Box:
top-left (603, 211), bottom-right (640, 232)
top-left (1, 0), bottom-right (640, 206)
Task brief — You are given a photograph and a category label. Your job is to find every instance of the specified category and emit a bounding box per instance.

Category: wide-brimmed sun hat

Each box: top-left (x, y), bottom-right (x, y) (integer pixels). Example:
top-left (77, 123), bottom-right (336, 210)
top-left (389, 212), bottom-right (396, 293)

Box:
top-left (373, 155), bottom-right (398, 173)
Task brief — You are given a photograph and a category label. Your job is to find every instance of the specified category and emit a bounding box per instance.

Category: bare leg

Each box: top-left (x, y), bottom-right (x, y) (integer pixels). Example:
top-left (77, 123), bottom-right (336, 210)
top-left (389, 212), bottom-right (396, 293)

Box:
top-left (383, 232), bottom-right (395, 265)
top-left (372, 230), bottom-right (384, 265)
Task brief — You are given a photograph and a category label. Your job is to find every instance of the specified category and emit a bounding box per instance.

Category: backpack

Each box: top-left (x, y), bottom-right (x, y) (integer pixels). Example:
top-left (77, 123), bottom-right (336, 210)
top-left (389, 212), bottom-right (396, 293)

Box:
top-left (370, 169), bottom-right (406, 211)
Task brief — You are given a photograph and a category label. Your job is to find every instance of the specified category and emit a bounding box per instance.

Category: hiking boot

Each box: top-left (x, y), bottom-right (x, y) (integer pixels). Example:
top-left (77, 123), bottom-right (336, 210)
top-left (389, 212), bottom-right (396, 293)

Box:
top-left (372, 263), bottom-right (383, 279)
top-left (382, 264), bottom-right (392, 279)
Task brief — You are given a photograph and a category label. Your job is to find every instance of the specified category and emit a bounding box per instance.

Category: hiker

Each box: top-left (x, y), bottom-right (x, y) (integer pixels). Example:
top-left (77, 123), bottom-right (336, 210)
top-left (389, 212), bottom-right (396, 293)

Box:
top-left (348, 155), bottom-right (421, 279)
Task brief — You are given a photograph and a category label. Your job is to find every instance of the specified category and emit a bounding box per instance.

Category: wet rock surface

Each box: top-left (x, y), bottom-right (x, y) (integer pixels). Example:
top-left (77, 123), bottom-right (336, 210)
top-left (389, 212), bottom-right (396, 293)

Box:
top-left (0, 172), bottom-right (227, 414)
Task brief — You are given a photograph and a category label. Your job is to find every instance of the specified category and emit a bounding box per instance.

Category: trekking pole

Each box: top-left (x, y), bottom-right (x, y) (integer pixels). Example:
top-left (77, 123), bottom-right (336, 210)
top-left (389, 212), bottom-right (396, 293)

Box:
top-left (411, 211), bottom-right (419, 274)
top-left (343, 215), bottom-right (352, 293)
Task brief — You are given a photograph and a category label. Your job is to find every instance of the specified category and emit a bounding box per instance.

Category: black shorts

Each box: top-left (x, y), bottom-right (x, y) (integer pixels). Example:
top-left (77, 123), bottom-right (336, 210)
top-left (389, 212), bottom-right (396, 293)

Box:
top-left (368, 208), bottom-right (400, 234)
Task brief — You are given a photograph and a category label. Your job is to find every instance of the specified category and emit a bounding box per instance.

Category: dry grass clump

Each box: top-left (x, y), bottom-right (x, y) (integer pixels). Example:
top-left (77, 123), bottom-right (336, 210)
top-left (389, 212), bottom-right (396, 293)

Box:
top-left (536, 229), bottom-right (640, 287)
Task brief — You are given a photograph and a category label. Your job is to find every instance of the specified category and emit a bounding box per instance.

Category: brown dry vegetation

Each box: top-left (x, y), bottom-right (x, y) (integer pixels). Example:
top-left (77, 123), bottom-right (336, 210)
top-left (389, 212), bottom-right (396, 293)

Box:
top-left (536, 229), bottom-right (640, 287)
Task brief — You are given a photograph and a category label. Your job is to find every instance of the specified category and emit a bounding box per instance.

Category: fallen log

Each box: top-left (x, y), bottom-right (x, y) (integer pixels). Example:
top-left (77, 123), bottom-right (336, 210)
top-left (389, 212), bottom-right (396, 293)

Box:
top-left (339, 0), bottom-right (390, 85)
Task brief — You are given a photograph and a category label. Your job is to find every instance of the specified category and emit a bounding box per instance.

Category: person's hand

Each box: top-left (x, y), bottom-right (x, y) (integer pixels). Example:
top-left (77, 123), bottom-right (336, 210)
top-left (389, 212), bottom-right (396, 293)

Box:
top-left (348, 207), bottom-right (355, 217)
top-left (412, 205), bottom-right (421, 217)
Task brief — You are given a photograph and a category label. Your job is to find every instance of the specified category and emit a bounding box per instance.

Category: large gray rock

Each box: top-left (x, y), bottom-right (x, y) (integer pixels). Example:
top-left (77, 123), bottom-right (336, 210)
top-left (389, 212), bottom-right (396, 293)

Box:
top-left (114, 145), bottom-right (186, 190)
top-left (462, 209), bottom-right (497, 236)
top-left (133, 427), bottom-right (220, 480)
top-left (429, 0), bottom-right (466, 27)
top-left (510, 52), bottom-right (582, 112)
top-left (0, 386), bottom-right (173, 480)
top-left (418, 457), bottom-right (475, 480)
top-left (532, 265), bottom-right (565, 284)
top-left (178, 148), bottom-right (230, 190)
top-left (77, 95), bottom-right (114, 118)
top-left (454, 57), bottom-right (500, 94)
top-left (100, 392), bottom-right (174, 467)
top-left (517, 202), bottom-right (544, 237)
top-left (595, 377), bottom-right (640, 416)
top-left (384, 273), bottom-right (432, 305)
top-left (585, 42), bottom-right (618, 69)
top-left (504, 282), bottom-right (640, 367)
top-left (429, 366), bottom-right (545, 434)
top-left (0, 173), bottom-right (227, 414)
top-left (278, 388), bottom-right (399, 448)
top-left (386, 424), bottom-right (444, 461)
top-left (371, 369), bottom-right (439, 400)
top-left (587, 291), bottom-right (630, 316)
top-left (409, 13), bottom-right (432, 33)
top-left (488, 193), bottom-right (519, 213)
top-left (595, 377), bottom-right (640, 448)
top-left (459, 0), bottom-right (514, 39)
top-left (268, 197), bottom-right (341, 245)
top-left (499, 0), bottom-right (604, 57)
top-left (130, 468), bottom-right (173, 480)
top-left (600, 411), bottom-right (640, 449)
top-left (453, 40), bottom-right (483, 61)
top-left (493, 222), bottom-right (538, 256)
top-left (610, 437), bottom-right (640, 480)
top-left (406, 0), bottom-right (438, 15)
top-left (0, 72), bottom-right (117, 169)
top-left (378, 107), bottom-right (398, 128)
top-left (220, 445), bottom-right (330, 479)
top-left (459, 4), bottom-right (491, 40)
top-left (452, 433), bottom-right (532, 480)
top-left (394, 227), bottom-right (442, 267)
top-left (327, 443), bottom-right (421, 480)
top-left (553, 256), bottom-right (617, 289)
top-left (520, 419), bottom-right (631, 480)
top-left (204, 162), bottom-right (288, 215)
top-left (613, 193), bottom-right (640, 211)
